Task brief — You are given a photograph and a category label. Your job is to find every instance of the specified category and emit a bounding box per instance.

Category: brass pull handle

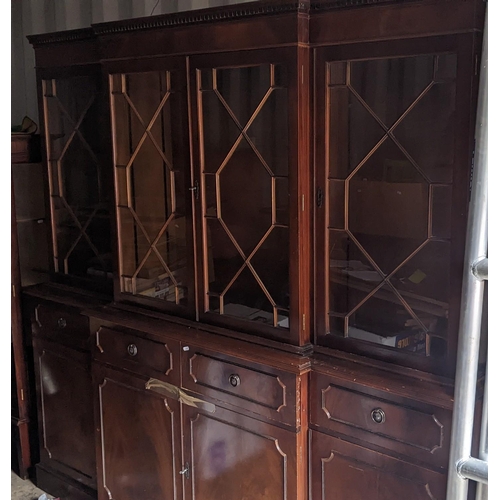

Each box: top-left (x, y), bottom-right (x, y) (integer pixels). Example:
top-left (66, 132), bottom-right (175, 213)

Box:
top-left (228, 374), bottom-right (241, 387)
top-left (127, 344), bottom-right (138, 356)
top-left (179, 463), bottom-right (190, 479)
top-left (145, 378), bottom-right (215, 413)
top-left (57, 318), bottom-right (67, 329)
top-left (371, 408), bottom-right (386, 424)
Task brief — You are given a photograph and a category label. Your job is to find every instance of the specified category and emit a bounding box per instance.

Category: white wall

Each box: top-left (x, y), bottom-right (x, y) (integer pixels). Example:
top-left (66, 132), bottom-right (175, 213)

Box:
top-left (11, 0), bottom-right (251, 126)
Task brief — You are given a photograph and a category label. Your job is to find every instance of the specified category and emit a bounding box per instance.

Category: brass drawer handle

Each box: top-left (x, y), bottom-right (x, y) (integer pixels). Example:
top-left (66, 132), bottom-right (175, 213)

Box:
top-left (145, 378), bottom-right (215, 413)
top-left (57, 317), bottom-right (67, 329)
top-left (127, 344), bottom-right (138, 356)
top-left (228, 374), bottom-right (241, 387)
top-left (371, 408), bottom-right (386, 424)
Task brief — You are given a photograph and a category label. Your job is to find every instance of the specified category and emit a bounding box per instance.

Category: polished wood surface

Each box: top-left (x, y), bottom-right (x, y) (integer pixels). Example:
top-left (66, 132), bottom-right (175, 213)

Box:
top-left (181, 342), bottom-right (300, 428)
top-left (12, 178), bottom-right (32, 478)
top-left (34, 302), bottom-right (90, 350)
top-left (310, 369), bottom-right (451, 469)
top-left (34, 338), bottom-right (95, 485)
top-left (94, 326), bottom-right (179, 382)
top-left (93, 364), bottom-right (182, 500)
top-left (184, 404), bottom-right (300, 500)
top-left (309, 430), bottom-right (446, 500)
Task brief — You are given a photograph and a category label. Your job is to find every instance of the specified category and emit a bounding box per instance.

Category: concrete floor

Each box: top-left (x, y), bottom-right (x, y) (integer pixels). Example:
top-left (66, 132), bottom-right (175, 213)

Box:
top-left (11, 471), bottom-right (53, 500)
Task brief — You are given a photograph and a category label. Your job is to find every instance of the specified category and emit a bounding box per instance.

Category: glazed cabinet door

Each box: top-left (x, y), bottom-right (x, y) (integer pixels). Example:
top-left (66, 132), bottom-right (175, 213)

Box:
top-left (34, 337), bottom-right (96, 493)
top-left (108, 57), bottom-right (194, 316)
top-left (93, 364), bottom-right (182, 500)
top-left (40, 67), bottom-right (113, 293)
top-left (189, 48), bottom-right (302, 344)
top-left (309, 430), bottom-right (446, 500)
top-left (183, 404), bottom-right (301, 500)
top-left (314, 35), bottom-right (478, 374)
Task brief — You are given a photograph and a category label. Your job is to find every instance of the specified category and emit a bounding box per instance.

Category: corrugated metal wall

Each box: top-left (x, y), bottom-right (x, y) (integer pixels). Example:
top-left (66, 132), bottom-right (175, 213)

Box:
top-left (11, 0), bottom-right (251, 126)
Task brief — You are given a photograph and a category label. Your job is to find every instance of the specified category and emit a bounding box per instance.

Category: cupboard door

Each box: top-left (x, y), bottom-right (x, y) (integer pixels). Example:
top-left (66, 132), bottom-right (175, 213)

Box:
top-left (309, 430), bottom-right (446, 500)
top-left (314, 36), bottom-right (477, 373)
top-left (109, 58), bottom-right (194, 316)
top-left (94, 364), bottom-right (182, 500)
top-left (34, 337), bottom-right (96, 488)
top-left (41, 69), bottom-right (112, 291)
top-left (183, 404), bottom-right (301, 500)
top-left (190, 49), bottom-right (299, 343)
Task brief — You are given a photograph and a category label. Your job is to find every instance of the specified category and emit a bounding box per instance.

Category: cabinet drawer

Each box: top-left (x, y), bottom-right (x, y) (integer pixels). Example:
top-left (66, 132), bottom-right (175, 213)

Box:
top-left (181, 343), bottom-right (298, 428)
top-left (34, 303), bottom-right (90, 349)
top-left (310, 372), bottom-right (451, 469)
top-left (93, 326), bottom-right (178, 383)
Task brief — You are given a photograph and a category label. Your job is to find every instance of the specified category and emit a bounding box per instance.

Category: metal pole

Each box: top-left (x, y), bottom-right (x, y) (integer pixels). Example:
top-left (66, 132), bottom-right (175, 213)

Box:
top-left (476, 360), bottom-right (488, 500)
top-left (446, 6), bottom-right (488, 500)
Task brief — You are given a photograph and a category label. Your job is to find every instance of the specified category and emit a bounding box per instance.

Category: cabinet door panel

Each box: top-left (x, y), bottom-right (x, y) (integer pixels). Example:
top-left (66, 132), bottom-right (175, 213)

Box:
top-left (35, 338), bottom-right (96, 485)
top-left (184, 404), bottom-right (300, 500)
top-left (314, 36), bottom-right (476, 374)
top-left (94, 365), bottom-right (182, 500)
top-left (42, 69), bottom-right (112, 289)
top-left (109, 57), bottom-right (194, 316)
top-left (310, 430), bottom-right (446, 500)
top-left (190, 48), bottom-right (299, 343)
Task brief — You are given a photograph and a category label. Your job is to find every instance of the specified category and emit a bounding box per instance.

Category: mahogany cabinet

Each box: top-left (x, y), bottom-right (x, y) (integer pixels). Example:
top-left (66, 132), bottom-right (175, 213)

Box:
top-left (23, 1), bottom-right (486, 499)
top-left (88, 310), bottom-right (308, 500)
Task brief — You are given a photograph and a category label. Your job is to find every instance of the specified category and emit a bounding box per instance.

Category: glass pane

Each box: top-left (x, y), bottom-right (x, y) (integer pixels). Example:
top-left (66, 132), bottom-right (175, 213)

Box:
top-left (326, 52), bottom-right (457, 359)
top-left (250, 226), bottom-right (289, 310)
top-left (201, 62), bottom-right (289, 328)
top-left (389, 240), bottom-right (450, 337)
top-left (394, 82), bottom-right (456, 183)
top-left (216, 65), bottom-right (270, 126)
top-left (348, 138), bottom-right (429, 275)
top-left (219, 138), bottom-right (273, 256)
top-left (223, 266), bottom-right (274, 325)
top-left (329, 230), bottom-right (383, 316)
top-left (247, 88), bottom-right (288, 177)
top-left (350, 55), bottom-right (434, 128)
top-left (347, 284), bottom-right (428, 356)
top-left (329, 87), bottom-right (385, 179)
top-left (206, 218), bottom-right (244, 296)
top-left (43, 75), bottom-right (111, 281)
top-left (430, 185), bottom-right (452, 239)
top-left (112, 70), bottom-right (189, 304)
top-left (201, 91), bottom-right (241, 173)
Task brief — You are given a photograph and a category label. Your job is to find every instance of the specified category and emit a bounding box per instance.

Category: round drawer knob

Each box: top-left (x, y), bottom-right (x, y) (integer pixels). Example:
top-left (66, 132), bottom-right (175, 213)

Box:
top-left (371, 408), bottom-right (386, 424)
top-left (57, 318), bottom-right (67, 329)
top-left (127, 344), bottom-right (138, 356)
top-left (228, 374), bottom-right (241, 387)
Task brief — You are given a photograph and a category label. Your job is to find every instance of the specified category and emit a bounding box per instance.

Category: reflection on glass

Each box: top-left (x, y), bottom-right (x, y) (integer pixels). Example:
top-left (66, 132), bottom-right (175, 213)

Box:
top-left (111, 70), bottom-right (188, 305)
top-left (200, 63), bottom-right (289, 328)
top-left (327, 53), bottom-right (457, 358)
top-left (43, 76), bottom-right (111, 281)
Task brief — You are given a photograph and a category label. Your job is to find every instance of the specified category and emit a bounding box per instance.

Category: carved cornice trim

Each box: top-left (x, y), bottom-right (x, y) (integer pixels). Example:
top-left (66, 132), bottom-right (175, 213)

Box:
top-left (310, 0), bottom-right (421, 11)
top-left (93, 1), bottom-right (306, 36)
top-left (27, 28), bottom-right (95, 47)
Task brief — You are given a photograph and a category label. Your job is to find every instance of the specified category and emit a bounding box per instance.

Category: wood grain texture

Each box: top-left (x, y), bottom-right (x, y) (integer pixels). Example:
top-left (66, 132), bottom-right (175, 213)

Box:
top-left (183, 404), bottom-right (300, 500)
top-left (310, 370), bottom-right (451, 469)
top-left (309, 430), bottom-right (447, 500)
top-left (93, 364), bottom-right (182, 500)
top-left (181, 344), bottom-right (300, 428)
top-left (34, 337), bottom-right (96, 489)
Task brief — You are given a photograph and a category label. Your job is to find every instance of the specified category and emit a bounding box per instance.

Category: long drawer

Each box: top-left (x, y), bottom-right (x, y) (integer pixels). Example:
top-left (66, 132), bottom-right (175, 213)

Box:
top-left (310, 371), bottom-right (451, 469)
top-left (92, 325), bottom-right (180, 385)
top-left (181, 342), bottom-right (299, 428)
